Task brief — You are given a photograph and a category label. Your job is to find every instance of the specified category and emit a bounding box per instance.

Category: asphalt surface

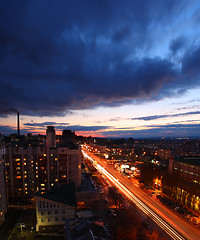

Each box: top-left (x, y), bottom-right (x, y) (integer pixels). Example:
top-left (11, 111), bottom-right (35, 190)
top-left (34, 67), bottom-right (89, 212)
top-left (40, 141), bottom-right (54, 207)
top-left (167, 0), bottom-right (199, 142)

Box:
top-left (82, 147), bottom-right (200, 240)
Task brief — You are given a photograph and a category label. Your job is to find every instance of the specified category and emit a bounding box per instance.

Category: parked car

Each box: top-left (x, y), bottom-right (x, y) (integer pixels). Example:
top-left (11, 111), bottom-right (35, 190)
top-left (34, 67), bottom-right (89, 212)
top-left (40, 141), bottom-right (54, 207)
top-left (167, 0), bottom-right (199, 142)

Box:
top-left (184, 214), bottom-right (190, 219)
top-left (188, 217), bottom-right (193, 222)
top-left (174, 206), bottom-right (180, 211)
top-left (107, 209), bottom-right (117, 217)
top-left (193, 217), bottom-right (200, 225)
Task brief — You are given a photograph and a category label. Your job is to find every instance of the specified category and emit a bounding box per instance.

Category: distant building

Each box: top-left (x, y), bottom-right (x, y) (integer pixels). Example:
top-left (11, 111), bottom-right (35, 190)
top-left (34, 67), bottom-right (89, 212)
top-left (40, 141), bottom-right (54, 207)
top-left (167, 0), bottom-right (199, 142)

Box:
top-left (157, 148), bottom-right (171, 160)
top-left (46, 126), bottom-right (56, 148)
top-left (62, 130), bottom-right (76, 146)
top-left (169, 156), bottom-right (200, 184)
top-left (36, 182), bottom-right (77, 232)
top-left (0, 143), bottom-right (7, 226)
top-left (164, 156), bottom-right (200, 214)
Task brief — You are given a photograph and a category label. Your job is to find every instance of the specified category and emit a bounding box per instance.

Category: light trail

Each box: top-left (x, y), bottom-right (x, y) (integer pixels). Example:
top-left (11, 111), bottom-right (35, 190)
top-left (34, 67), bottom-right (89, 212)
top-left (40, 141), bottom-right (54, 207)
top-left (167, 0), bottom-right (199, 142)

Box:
top-left (82, 150), bottom-right (187, 240)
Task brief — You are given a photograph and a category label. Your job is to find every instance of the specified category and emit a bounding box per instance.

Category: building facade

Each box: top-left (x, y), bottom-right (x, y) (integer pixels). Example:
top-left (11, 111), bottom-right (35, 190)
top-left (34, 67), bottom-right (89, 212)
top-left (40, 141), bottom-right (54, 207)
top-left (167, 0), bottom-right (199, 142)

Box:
top-left (5, 145), bottom-right (81, 201)
top-left (46, 126), bottom-right (56, 148)
top-left (36, 183), bottom-right (77, 232)
top-left (169, 157), bottom-right (200, 184)
top-left (163, 156), bottom-right (200, 214)
top-left (0, 143), bottom-right (7, 226)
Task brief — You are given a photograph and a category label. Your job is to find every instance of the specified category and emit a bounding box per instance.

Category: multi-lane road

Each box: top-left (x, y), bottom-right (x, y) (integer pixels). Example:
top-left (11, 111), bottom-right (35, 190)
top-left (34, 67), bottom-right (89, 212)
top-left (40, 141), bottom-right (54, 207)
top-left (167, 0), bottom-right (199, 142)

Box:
top-left (82, 147), bottom-right (200, 240)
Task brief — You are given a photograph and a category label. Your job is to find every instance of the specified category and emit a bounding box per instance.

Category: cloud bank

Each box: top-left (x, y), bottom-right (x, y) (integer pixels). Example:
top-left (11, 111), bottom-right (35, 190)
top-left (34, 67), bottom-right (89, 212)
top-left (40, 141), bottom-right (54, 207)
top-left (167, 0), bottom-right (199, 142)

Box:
top-left (0, 0), bottom-right (200, 116)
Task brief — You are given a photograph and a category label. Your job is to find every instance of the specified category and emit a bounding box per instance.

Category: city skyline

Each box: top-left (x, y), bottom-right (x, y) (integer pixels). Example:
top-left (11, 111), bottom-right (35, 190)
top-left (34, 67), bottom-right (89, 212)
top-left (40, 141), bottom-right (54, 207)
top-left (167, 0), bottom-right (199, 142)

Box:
top-left (0, 0), bottom-right (200, 138)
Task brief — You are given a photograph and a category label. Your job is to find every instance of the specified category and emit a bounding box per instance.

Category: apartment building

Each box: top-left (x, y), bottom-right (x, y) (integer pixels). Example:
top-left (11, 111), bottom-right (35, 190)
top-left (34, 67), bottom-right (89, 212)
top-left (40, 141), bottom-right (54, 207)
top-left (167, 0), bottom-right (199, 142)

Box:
top-left (0, 143), bottom-right (7, 226)
top-left (5, 145), bottom-right (81, 201)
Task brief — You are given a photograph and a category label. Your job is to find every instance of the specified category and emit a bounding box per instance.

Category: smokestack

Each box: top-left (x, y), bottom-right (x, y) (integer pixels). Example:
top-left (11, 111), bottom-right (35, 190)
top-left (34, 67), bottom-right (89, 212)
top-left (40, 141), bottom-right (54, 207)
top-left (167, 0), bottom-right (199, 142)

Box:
top-left (17, 112), bottom-right (20, 136)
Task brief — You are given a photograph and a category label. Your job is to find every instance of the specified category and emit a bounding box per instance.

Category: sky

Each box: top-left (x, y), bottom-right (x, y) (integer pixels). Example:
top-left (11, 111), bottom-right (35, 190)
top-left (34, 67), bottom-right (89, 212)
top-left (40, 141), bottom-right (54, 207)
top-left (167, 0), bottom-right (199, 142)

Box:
top-left (0, 0), bottom-right (200, 138)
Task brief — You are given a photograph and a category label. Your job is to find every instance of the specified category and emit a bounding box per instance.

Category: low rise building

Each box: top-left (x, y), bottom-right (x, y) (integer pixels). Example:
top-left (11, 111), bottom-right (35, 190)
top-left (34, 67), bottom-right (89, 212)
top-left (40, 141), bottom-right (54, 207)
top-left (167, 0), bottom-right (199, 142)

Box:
top-left (169, 156), bottom-right (200, 184)
top-left (65, 217), bottom-right (111, 240)
top-left (36, 182), bottom-right (77, 232)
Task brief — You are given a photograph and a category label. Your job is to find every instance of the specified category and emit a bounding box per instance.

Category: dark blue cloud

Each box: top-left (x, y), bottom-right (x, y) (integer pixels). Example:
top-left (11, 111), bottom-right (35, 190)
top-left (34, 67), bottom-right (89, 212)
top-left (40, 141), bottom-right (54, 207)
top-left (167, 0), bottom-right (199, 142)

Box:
top-left (103, 123), bottom-right (200, 138)
top-left (132, 111), bottom-right (200, 121)
top-left (0, 0), bottom-right (200, 116)
top-left (170, 36), bottom-right (187, 54)
top-left (24, 122), bottom-right (69, 127)
top-left (0, 125), bottom-right (16, 134)
top-left (23, 122), bottom-right (110, 132)
top-left (62, 125), bottom-right (110, 132)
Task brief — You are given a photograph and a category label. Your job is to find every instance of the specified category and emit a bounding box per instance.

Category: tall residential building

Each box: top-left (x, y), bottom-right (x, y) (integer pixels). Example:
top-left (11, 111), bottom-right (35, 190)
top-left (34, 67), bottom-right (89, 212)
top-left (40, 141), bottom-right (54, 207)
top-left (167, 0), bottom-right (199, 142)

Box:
top-left (0, 143), bottom-right (7, 226)
top-left (5, 145), bottom-right (82, 201)
top-left (46, 126), bottom-right (56, 148)
top-left (6, 146), bottom-right (38, 200)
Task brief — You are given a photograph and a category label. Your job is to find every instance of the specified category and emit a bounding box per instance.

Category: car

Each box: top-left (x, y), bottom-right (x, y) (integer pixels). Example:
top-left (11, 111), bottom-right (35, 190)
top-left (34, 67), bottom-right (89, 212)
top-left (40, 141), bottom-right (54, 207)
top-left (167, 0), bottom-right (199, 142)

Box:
top-left (107, 209), bottom-right (117, 216)
top-left (193, 218), bottom-right (200, 225)
top-left (188, 217), bottom-right (193, 222)
top-left (174, 206), bottom-right (180, 211)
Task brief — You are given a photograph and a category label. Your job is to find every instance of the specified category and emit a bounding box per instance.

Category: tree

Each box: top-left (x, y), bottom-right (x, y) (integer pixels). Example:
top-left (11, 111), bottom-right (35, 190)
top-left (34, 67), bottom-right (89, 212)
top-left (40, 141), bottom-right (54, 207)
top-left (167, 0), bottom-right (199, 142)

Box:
top-left (108, 187), bottom-right (123, 210)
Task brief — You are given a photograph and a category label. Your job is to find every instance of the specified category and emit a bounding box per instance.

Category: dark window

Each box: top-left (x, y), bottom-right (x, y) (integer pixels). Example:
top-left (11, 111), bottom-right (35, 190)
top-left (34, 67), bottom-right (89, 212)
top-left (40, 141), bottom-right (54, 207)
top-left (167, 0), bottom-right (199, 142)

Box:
top-left (55, 218), bottom-right (58, 221)
top-left (55, 211), bottom-right (58, 215)
top-left (62, 210), bottom-right (65, 214)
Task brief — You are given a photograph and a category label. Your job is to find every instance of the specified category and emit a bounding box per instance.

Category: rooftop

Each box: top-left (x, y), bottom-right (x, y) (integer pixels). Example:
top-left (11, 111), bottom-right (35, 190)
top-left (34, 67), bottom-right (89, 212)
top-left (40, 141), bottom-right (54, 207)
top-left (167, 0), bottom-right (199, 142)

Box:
top-left (36, 182), bottom-right (77, 207)
top-left (175, 156), bottom-right (200, 166)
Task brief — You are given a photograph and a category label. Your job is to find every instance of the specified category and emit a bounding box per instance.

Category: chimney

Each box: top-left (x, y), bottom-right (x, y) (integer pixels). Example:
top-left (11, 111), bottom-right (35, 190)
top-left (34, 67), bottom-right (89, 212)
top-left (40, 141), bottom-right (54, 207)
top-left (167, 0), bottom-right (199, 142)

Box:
top-left (17, 112), bottom-right (20, 136)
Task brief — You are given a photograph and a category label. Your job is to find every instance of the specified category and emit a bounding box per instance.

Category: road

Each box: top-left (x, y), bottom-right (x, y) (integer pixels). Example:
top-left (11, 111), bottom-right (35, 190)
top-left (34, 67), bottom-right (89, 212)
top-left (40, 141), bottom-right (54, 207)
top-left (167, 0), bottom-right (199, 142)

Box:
top-left (82, 148), bottom-right (200, 240)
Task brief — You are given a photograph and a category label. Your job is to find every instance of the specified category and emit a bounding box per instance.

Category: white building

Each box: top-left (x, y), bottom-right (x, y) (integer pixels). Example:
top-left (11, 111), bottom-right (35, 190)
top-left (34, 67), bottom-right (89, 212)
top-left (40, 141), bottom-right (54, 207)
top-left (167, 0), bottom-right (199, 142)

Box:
top-left (0, 143), bottom-right (7, 226)
top-left (36, 182), bottom-right (77, 232)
